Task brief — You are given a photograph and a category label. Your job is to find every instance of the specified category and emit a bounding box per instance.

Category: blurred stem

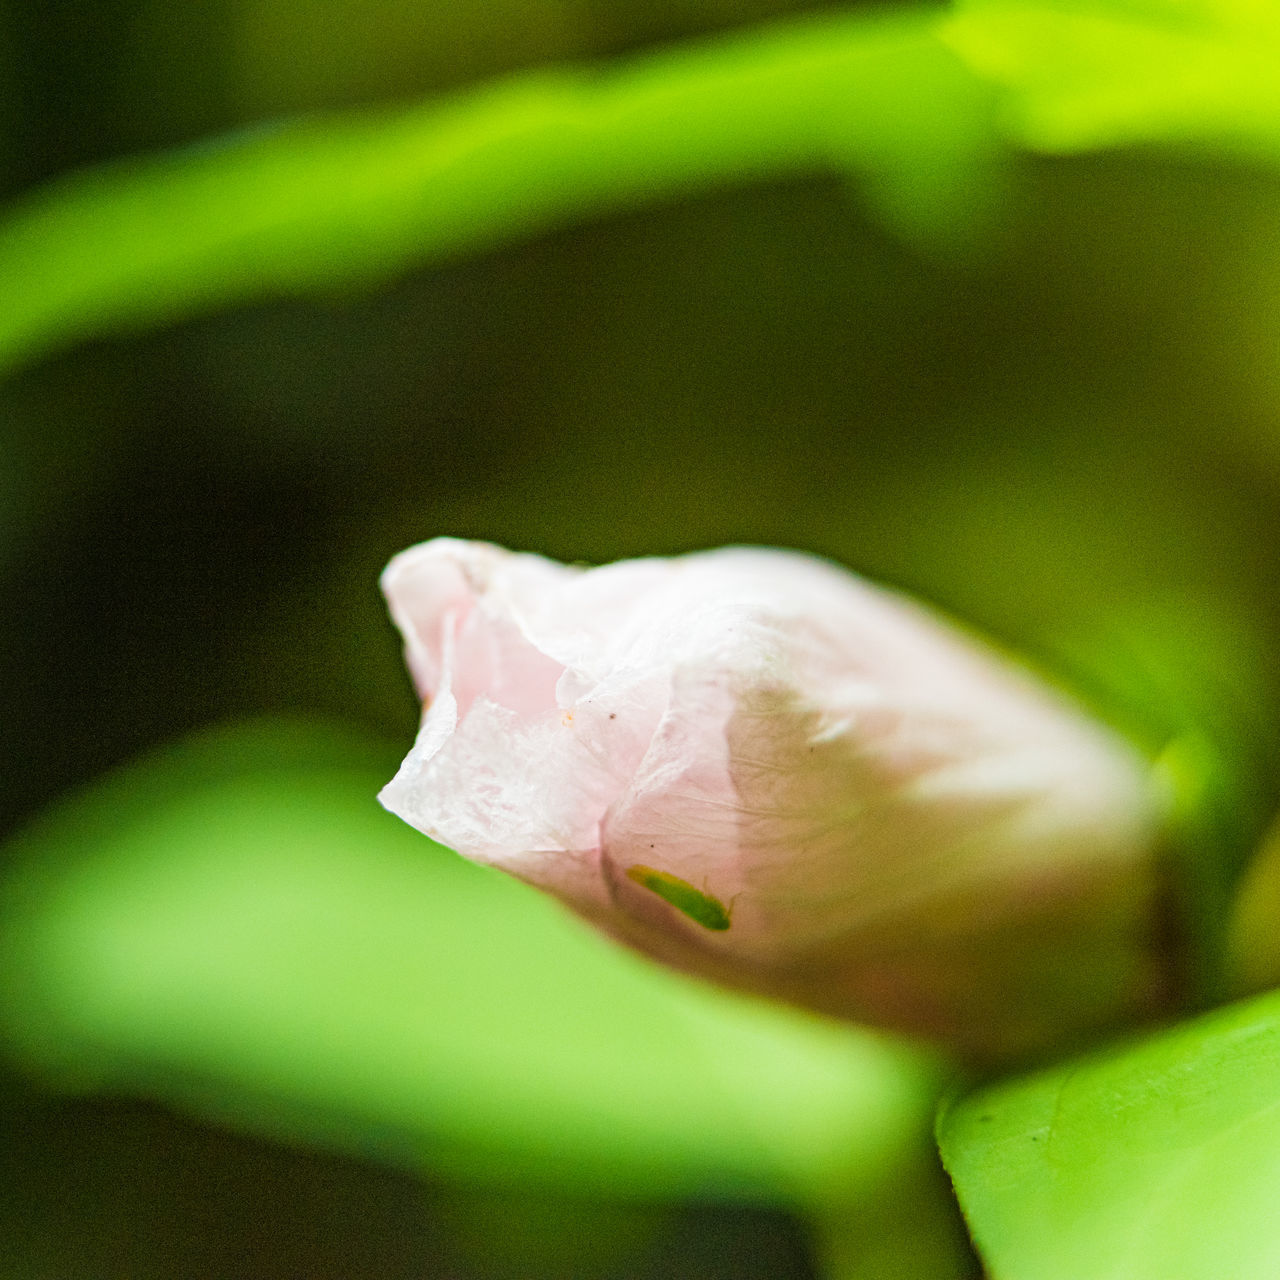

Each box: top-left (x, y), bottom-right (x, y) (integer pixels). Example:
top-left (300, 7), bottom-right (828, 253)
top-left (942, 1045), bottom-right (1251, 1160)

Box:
top-left (1039, 604), bottom-right (1280, 1007)
top-left (0, 5), bottom-right (997, 376)
top-left (805, 1166), bottom-right (980, 1280)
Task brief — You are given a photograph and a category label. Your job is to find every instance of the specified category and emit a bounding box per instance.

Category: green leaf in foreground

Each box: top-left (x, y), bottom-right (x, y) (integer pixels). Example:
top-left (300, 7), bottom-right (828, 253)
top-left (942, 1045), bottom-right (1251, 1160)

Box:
top-left (0, 7), bottom-right (998, 378)
top-left (0, 718), bottom-right (973, 1279)
top-left (943, 0), bottom-right (1280, 154)
top-left (939, 983), bottom-right (1280, 1279)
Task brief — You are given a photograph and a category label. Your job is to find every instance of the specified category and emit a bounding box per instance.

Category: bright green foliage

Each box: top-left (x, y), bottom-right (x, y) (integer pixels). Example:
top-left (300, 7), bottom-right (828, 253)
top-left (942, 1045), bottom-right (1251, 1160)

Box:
top-left (944, 0), bottom-right (1280, 154)
top-left (0, 7), bottom-right (998, 378)
top-left (9, 0), bottom-right (1280, 381)
top-left (0, 718), bottom-right (973, 1279)
top-left (939, 985), bottom-right (1280, 1279)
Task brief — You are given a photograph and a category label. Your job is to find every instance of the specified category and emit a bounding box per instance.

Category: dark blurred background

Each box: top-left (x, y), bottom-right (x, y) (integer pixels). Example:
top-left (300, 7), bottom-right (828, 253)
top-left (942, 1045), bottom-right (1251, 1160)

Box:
top-left (6, 0), bottom-right (1280, 838)
top-left (5, 0), bottom-right (1280, 1275)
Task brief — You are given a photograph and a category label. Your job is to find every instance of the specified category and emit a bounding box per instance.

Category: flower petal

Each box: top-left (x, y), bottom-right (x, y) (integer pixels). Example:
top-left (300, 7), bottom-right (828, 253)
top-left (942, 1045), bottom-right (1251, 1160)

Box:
top-left (379, 539), bottom-right (1169, 1059)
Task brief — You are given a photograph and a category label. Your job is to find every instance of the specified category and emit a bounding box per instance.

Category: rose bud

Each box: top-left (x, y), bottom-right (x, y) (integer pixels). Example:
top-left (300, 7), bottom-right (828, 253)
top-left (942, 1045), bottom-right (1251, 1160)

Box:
top-left (378, 538), bottom-right (1171, 1061)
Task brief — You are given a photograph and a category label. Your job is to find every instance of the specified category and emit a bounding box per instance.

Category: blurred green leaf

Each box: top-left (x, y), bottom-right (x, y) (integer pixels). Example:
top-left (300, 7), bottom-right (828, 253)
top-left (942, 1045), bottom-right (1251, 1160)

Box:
top-left (938, 983), bottom-right (1280, 1279)
top-left (0, 6), bottom-right (1000, 377)
top-left (0, 718), bottom-right (973, 1279)
top-left (943, 0), bottom-right (1280, 154)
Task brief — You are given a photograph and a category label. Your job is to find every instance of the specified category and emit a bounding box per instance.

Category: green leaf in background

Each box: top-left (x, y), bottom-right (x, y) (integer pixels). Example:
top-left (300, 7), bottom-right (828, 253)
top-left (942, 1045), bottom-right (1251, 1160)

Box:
top-left (0, 718), bottom-right (975, 1280)
top-left (943, 0), bottom-right (1280, 155)
top-left (0, 6), bottom-right (1000, 378)
top-left (938, 983), bottom-right (1280, 1279)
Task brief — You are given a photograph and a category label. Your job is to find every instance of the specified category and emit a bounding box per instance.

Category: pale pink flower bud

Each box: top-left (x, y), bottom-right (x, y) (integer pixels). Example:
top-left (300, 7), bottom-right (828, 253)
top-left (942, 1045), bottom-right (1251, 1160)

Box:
top-left (379, 539), bottom-right (1170, 1060)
